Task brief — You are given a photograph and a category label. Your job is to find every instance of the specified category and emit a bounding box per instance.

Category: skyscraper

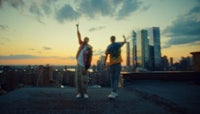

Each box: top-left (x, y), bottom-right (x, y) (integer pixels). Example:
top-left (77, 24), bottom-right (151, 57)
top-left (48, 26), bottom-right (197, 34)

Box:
top-left (162, 55), bottom-right (169, 71)
top-left (130, 27), bottom-right (161, 71)
top-left (97, 55), bottom-right (105, 72)
top-left (141, 29), bottom-right (150, 69)
top-left (131, 29), bottom-right (150, 70)
top-left (130, 30), bottom-right (137, 68)
top-left (148, 27), bottom-right (162, 70)
top-left (170, 57), bottom-right (173, 67)
top-left (126, 42), bottom-right (130, 67)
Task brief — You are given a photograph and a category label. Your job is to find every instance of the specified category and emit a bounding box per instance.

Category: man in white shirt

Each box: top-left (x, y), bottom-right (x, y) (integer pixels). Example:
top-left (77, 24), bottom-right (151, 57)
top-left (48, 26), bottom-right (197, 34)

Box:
top-left (75, 24), bottom-right (92, 98)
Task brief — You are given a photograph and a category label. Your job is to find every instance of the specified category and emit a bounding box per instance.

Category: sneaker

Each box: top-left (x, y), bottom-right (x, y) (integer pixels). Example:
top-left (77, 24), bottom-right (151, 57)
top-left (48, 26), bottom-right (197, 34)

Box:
top-left (76, 93), bottom-right (81, 98)
top-left (83, 93), bottom-right (89, 98)
top-left (108, 92), bottom-right (118, 99)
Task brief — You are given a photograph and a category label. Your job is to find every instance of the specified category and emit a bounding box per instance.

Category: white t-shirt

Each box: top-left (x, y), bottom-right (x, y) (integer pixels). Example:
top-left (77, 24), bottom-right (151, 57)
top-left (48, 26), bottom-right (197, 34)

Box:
top-left (77, 46), bottom-right (87, 67)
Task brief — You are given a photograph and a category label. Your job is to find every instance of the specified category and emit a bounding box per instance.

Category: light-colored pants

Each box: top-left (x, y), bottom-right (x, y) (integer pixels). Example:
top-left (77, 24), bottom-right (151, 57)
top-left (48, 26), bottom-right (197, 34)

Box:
top-left (75, 64), bottom-right (89, 94)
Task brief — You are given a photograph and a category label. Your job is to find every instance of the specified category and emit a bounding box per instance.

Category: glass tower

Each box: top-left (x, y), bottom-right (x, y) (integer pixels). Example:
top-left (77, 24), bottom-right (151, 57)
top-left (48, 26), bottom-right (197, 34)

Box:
top-left (148, 27), bottom-right (162, 70)
top-left (130, 30), bottom-right (137, 68)
top-left (131, 30), bottom-right (150, 70)
top-left (141, 30), bottom-right (150, 69)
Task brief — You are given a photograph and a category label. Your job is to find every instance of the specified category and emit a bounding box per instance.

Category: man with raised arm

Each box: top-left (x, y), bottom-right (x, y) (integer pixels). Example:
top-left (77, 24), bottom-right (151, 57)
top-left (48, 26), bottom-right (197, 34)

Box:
top-left (104, 35), bottom-right (126, 99)
top-left (75, 24), bottom-right (93, 98)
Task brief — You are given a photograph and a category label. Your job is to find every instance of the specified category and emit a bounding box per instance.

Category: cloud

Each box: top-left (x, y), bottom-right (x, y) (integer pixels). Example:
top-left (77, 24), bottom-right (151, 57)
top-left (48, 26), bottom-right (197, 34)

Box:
top-left (163, 3), bottom-right (200, 48)
top-left (78, 0), bottom-right (142, 20)
top-left (29, 48), bottom-right (35, 51)
top-left (41, 0), bottom-right (56, 16)
top-left (0, 54), bottom-right (41, 59)
top-left (4, 0), bottom-right (143, 23)
top-left (78, 0), bottom-right (114, 18)
top-left (66, 56), bottom-right (75, 60)
top-left (0, 37), bottom-right (9, 45)
top-left (89, 26), bottom-right (105, 32)
top-left (141, 4), bottom-right (151, 12)
top-left (0, 54), bottom-right (68, 60)
top-left (5, 0), bottom-right (56, 15)
top-left (37, 51), bottom-right (42, 54)
top-left (163, 35), bottom-right (200, 48)
top-left (6, 0), bottom-right (25, 11)
top-left (43, 46), bottom-right (52, 50)
top-left (55, 4), bottom-right (80, 23)
top-left (4, 0), bottom-right (57, 23)
top-left (164, 17), bottom-right (200, 37)
top-left (0, 24), bottom-right (8, 30)
top-left (28, 47), bottom-right (52, 54)
top-left (0, 37), bottom-right (9, 41)
top-left (117, 0), bottom-right (142, 20)
top-left (29, 2), bottom-right (43, 17)
top-left (190, 42), bottom-right (200, 46)
top-left (0, 0), bottom-right (2, 8)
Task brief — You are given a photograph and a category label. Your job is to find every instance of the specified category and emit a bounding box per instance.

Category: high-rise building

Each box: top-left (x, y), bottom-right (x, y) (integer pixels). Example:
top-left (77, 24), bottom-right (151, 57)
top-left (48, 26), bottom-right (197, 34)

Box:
top-left (126, 42), bottom-right (130, 67)
top-left (97, 55), bottom-right (105, 72)
top-left (130, 30), bottom-right (137, 68)
top-left (141, 29), bottom-right (150, 69)
top-left (148, 27), bottom-right (162, 70)
top-left (162, 55), bottom-right (169, 71)
top-left (130, 27), bottom-right (161, 71)
top-left (169, 57), bottom-right (173, 67)
top-left (131, 29), bottom-right (150, 69)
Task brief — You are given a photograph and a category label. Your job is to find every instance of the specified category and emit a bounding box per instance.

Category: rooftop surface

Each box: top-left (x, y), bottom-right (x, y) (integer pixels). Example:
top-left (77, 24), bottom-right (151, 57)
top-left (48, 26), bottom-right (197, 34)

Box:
top-left (0, 80), bottom-right (200, 114)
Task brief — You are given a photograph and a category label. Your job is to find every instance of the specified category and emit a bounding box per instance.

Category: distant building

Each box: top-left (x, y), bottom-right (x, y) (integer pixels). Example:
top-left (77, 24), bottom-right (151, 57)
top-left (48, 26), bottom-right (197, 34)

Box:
top-left (169, 57), bottom-right (173, 67)
top-left (169, 57), bottom-right (176, 71)
top-left (142, 29), bottom-right (150, 69)
top-left (95, 55), bottom-right (110, 86)
top-left (172, 56), bottom-right (193, 71)
top-left (130, 30), bottom-right (137, 70)
top-left (148, 27), bottom-right (162, 70)
top-left (126, 42), bottom-right (130, 67)
top-left (131, 29), bottom-right (150, 70)
top-left (179, 56), bottom-right (193, 71)
top-left (162, 55), bottom-right (169, 71)
top-left (191, 51), bottom-right (200, 72)
top-left (97, 55), bottom-right (105, 72)
top-left (125, 42), bottom-right (132, 72)
top-left (130, 27), bottom-right (161, 71)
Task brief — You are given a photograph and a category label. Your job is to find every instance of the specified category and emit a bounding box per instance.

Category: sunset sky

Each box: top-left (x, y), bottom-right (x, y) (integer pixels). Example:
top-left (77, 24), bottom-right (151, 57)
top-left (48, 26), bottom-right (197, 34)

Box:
top-left (0, 0), bottom-right (200, 66)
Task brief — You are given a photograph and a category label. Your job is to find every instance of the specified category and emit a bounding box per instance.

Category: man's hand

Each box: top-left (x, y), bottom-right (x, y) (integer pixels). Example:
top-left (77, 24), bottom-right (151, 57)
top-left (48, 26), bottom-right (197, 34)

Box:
top-left (76, 24), bottom-right (79, 31)
top-left (122, 35), bottom-right (126, 43)
top-left (123, 35), bottom-right (125, 38)
top-left (82, 69), bottom-right (87, 75)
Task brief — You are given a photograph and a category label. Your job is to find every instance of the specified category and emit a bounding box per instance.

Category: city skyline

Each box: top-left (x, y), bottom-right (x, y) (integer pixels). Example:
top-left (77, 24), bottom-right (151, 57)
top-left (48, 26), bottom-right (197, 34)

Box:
top-left (0, 0), bottom-right (200, 65)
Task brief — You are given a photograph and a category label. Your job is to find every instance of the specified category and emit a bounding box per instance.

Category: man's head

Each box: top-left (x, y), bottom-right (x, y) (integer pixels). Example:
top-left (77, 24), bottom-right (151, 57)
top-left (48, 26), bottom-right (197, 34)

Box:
top-left (110, 36), bottom-right (115, 43)
top-left (83, 37), bottom-right (89, 44)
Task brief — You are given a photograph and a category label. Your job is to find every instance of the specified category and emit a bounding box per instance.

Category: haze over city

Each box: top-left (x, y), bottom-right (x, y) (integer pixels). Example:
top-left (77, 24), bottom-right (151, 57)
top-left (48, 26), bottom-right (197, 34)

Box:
top-left (0, 0), bottom-right (200, 65)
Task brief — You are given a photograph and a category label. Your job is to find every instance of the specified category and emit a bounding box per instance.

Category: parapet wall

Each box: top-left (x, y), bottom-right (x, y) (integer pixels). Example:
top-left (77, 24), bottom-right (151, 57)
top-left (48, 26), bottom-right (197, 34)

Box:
top-left (122, 71), bottom-right (200, 82)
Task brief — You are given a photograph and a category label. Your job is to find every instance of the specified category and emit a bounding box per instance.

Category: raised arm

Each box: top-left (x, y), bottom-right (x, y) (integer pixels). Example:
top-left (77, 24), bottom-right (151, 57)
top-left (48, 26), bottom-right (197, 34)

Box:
top-left (76, 24), bottom-right (83, 45)
top-left (122, 35), bottom-right (127, 45)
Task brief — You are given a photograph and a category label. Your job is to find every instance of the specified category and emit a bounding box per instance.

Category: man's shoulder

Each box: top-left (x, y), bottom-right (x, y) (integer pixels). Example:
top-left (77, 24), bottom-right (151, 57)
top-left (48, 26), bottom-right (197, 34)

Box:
top-left (108, 42), bottom-right (121, 48)
top-left (108, 43), bottom-right (115, 47)
top-left (87, 44), bottom-right (92, 49)
top-left (85, 44), bottom-right (92, 51)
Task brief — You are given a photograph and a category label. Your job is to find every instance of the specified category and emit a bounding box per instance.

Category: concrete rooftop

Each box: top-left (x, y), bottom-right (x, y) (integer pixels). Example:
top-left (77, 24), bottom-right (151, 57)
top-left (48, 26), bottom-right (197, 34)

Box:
top-left (0, 80), bottom-right (200, 114)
